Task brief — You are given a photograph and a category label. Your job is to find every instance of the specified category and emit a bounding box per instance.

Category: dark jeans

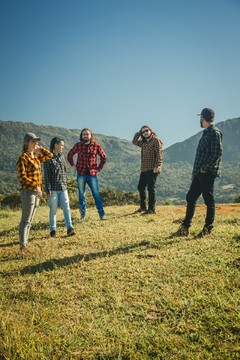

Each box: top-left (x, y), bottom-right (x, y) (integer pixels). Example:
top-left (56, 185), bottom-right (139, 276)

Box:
top-left (137, 170), bottom-right (158, 211)
top-left (183, 172), bottom-right (216, 228)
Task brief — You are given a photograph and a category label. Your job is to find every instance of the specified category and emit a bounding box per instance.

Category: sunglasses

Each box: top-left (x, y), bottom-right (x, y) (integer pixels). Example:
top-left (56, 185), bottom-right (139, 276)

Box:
top-left (142, 129), bottom-right (149, 134)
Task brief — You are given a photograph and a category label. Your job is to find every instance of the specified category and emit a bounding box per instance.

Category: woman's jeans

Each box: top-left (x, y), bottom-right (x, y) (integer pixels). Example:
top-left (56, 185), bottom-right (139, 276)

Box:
top-left (183, 172), bottom-right (216, 228)
top-left (19, 188), bottom-right (39, 248)
top-left (137, 170), bottom-right (158, 211)
top-left (48, 190), bottom-right (73, 231)
top-left (77, 174), bottom-right (104, 217)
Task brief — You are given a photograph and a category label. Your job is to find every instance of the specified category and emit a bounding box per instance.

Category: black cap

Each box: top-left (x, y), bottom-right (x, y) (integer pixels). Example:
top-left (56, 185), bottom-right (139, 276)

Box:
top-left (197, 108), bottom-right (215, 121)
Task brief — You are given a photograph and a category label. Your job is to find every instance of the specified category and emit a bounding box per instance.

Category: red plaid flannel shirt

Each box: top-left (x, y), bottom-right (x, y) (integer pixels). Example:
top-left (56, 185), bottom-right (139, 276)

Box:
top-left (67, 141), bottom-right (106, 176)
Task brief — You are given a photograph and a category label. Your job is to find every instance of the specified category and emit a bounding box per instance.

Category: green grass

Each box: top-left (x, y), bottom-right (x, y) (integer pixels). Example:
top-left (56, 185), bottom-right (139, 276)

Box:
top-left (0, 204), bottom-right (240, 359)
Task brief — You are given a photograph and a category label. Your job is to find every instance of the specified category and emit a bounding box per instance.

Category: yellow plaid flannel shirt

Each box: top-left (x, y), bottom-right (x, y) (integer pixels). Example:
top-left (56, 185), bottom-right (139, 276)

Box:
top-left (16, 146), bottom-right (53, 192)
top-left (132, 132), bottom-right (163, 172)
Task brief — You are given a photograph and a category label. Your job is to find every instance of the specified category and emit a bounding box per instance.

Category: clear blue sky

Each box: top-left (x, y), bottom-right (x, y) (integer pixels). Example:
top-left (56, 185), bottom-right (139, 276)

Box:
top-left (1, 0), bottom-right (240, 148)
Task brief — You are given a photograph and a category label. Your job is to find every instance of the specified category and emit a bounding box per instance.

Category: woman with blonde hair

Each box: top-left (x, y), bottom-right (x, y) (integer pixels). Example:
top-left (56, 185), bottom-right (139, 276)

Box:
top-left (16, 132), bottom-right (53, 257)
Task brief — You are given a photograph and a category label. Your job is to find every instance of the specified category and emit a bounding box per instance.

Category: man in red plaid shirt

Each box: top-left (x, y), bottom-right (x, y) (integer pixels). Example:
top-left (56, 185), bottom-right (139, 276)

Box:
top-left (67, 128), bottom-right (107, 220)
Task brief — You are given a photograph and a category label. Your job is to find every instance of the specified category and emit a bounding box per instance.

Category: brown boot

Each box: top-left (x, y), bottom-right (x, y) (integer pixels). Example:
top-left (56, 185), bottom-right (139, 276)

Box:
top-left (195, 225), bottom-right (212, 239)
top-left (171, 224), bottom-right (190, 237)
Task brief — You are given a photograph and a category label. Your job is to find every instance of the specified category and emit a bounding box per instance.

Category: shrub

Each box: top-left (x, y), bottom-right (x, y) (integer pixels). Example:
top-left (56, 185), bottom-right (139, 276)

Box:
top-left (0, 192), bottom-right (22, 210)
top-left (235, 194), bottom-right (240, 203)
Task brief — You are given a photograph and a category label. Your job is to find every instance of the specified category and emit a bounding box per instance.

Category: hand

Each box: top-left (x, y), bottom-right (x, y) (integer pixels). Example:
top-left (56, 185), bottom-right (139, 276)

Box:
top-left (37, 186), bottom-right (42, 198)
top-left (72, 165), bottom-right (77, 171)
top-left (191, 175), bottom-right (194, 181)
top-left (36, 145), bottom-right (41, 151)
top-left (153, 167), bottom-right (159, 173)
top-left (200, 168), bottom-right (207, 173)
top-left (48, 193), bottom-right (52, 198)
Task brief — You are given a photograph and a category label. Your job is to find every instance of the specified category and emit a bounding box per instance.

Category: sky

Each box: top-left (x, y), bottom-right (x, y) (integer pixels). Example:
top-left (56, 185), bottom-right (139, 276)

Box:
top-left (1, 0), bottom-right (240, 148)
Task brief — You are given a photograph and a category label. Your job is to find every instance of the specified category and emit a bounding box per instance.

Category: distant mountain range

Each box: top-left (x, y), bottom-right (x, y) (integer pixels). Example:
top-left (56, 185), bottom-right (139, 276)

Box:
top-left (0, 117), bottom-right (240, 204)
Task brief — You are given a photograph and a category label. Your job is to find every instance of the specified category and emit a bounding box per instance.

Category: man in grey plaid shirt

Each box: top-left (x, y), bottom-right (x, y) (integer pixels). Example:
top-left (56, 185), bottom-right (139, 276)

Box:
top-left (172, 108), bottom-right (223, 238)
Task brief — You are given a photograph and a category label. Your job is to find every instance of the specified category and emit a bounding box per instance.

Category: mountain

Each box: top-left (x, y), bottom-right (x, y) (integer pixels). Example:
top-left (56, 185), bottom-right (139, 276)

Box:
top-left (162, 118), bottom-right (240, 203)
top-left (0, 118), bottom-right (240, 204)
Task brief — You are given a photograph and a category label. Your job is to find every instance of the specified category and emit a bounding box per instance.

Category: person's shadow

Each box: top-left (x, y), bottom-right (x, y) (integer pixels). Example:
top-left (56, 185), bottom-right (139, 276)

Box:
top-left (19, 240), bottom-right (151, 275)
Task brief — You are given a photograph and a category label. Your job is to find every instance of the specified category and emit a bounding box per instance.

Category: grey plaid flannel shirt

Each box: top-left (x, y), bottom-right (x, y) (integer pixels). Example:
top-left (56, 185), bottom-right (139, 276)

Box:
top-left (43, 153), bottom-right (67, 195)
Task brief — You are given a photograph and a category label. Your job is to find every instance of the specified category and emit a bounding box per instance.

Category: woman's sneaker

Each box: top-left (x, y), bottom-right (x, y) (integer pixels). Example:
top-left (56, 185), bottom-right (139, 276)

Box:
top-left (67, 228), bottom-right (76, 236)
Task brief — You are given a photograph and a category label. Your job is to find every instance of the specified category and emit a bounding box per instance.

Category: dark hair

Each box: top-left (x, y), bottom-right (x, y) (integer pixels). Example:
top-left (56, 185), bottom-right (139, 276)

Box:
top-left (50, 137), bottom-right (63, 151)
top-left (50, 137), bottom-right (67, 172)
top-left (22, 143), bottom-right (28, 152)
top-left (140, 125), bottom-right (156, 141)
top-left (80, 128), bottom-right (95, 142)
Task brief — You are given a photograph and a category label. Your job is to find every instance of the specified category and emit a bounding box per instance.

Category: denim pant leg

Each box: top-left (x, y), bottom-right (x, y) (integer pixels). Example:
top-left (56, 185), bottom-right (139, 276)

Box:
top-left (19, 188), bottom-right (39, 248)
top-left (58, 190), bottom-right (73, 230)
top-left (199, 172), bottom-right (216, 228)
top-left (183, 175), bottom-right (202, 228)
top-left (48, 191), bottom-right (59, 231)
top-left (146, 170), bottom-right (158, 211)
top-left (77, 174), bottom-right (87, 217)
top-left (137, 172), bottom-right (147, 210)
top-left (87, 176), bottom-right (104, 217)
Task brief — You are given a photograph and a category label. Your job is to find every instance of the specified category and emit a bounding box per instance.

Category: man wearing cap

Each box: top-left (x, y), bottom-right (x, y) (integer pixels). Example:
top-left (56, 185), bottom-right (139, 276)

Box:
top-left (172, 108), bottom-right (223, 238)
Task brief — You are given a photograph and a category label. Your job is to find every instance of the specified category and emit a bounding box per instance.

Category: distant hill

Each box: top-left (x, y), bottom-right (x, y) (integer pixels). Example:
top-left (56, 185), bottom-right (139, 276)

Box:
top-left (162, 118), bottom-right (240, 203)
top-left (0, 118), bottom-right (240, 204)
top-left (164, 118), bottom-right (240, 164)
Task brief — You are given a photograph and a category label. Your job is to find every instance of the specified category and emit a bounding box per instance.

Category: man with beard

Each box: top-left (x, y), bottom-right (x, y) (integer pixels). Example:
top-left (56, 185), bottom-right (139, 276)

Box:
top-left (172, 108), bottom-right (223, 238)
top-left (132, 125), bottom-right (163, 215)
top-left (67, 128), bottom-right (107, 220)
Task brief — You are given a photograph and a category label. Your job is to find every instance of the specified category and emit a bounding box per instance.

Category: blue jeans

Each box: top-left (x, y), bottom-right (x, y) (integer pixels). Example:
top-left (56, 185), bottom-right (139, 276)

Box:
top-left (183, 172), bottom-right (216, 229)
top-left (77, 174), bottom-right (104, 217)
top-left (48, 190), bottom-right (73, 231)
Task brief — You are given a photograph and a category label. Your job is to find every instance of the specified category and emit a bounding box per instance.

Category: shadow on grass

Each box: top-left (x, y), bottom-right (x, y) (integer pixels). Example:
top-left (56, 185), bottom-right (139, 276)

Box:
top-left (0, 226), bottom-right (19, 237)
top-left (0, 240), bottom-right (19, 248)
top-left (0, 220), bottom-right (68, 248)
top-left (19, 240), bottom-right (150, 275)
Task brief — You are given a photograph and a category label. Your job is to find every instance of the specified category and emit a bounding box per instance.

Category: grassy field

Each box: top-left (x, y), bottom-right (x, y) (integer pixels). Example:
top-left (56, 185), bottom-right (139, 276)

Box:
top-left (0, 204), bottom-right (240, 359)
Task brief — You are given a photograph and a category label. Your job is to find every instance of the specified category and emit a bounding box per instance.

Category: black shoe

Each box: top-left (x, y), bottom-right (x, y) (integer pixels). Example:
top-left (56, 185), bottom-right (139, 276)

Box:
top-left (142, 209), bottom-right (156, 215)
top-left (50, 230), bottom-right (56, 237)
top-left (67, 228), bottom-right (76, 236)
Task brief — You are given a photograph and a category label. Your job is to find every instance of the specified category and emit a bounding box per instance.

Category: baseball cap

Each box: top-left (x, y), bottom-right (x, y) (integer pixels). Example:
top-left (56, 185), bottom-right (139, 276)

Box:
top-left (23, 132), bottom-right (41, 142)
top-left (197, 108), bottom-right (215, 121)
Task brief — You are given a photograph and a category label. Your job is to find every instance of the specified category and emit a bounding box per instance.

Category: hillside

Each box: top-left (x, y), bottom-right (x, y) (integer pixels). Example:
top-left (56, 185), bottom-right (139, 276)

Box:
top-left (0, 118), bottom-right (240, 203)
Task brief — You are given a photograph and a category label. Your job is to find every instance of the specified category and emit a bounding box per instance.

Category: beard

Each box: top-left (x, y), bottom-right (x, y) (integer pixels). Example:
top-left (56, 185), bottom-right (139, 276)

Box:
top-left (83, 138), bottom-right (90, 143)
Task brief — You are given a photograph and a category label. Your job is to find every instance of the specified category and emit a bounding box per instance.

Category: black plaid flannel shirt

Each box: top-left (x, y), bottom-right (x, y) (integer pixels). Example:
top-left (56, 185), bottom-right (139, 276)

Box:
top-left (43, 153), bottom-right (67, 195)
top-left (192, 124), bottom-right (223, 177)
